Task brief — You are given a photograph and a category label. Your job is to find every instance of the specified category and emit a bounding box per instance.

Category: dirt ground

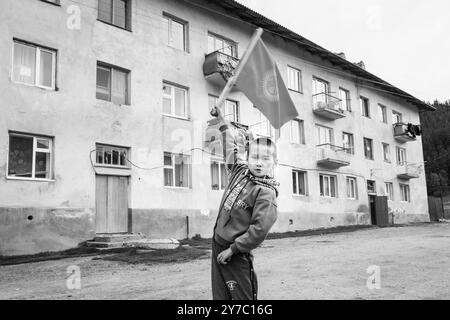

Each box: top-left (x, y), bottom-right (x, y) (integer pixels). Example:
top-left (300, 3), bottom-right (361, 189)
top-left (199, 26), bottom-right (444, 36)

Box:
top-left (0, 223), bottom-right (449, 300)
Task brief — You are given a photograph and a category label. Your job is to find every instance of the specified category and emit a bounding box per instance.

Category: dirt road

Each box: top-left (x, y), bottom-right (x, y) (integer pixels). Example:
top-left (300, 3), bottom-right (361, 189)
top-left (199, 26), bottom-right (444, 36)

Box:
top-left (1, 223), bottom-right (449, 300)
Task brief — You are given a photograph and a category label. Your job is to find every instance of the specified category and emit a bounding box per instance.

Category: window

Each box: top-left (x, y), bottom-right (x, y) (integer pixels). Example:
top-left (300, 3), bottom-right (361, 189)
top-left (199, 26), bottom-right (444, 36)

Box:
top-left (12, 40), bottom-right (56, 89)
top-left (367, 180), bottom-right (376, 194)
top-left (312, 78), bottom-right (329, 104)
top-left (287, 66), bottom-right (303, 93)
top-left (207, 33), bottom-right (237, 58)
top-left (255, 109), bottom-right (275, 138)
top-left (400, 184), bottom-right (410, 202)
top-left (363, 138), bottom-right (374, 160)
top-left (96, 62), bottom-right (129, 105)
top-left (392, 111), bottom-right (403, 124)
top-left (339, 88), bottom-right (351, 112)
top-left (163, 13), bottom-right (188, 52)
top-left (290, 119), bottom-right (305, 144)
top-left (163, 82), bottom-right (188, 118)
top-left (396, 147), bottom-right (407, 166)
top-left (346, 177), bottom-right (358, 199)
top-left (342, 132), bottom-right (354, 154)
top-left (378, 104), bottom-right (387, 123)
top-left (382, 143), bottom-right (391, 163)
top-left (385, 182), bottom-right (394, 201)
top-left (163, 152), bottom-right (191, 188)
top-left (95, 144), bottom-right (129, 167)
top-left (320, 174), bottom-right (337, 198)
top-left (360, 96), bottom-right (370, 118)
top-left (211, 159), bottom-right (228, 190)
top-left (98, 0), bottom-right (131, 30)
top-left (209, 95), bottom-right (239, 123)
top-left (316, 125), bottom-right (334, 146)
top-left (8, 133), bottom-right (53, 180)
top-left (292, 170), bottom-right (307, 196)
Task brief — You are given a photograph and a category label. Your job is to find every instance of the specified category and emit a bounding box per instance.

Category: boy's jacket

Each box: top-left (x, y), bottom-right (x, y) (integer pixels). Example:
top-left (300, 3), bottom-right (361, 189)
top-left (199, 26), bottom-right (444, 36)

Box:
top-left (213, 123), bottom-right (278, 254)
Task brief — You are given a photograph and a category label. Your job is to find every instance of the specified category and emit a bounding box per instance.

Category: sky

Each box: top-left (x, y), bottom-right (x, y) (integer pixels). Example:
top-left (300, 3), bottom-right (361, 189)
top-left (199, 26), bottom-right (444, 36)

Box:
top-left (238, 0), bottom-right (450, 102)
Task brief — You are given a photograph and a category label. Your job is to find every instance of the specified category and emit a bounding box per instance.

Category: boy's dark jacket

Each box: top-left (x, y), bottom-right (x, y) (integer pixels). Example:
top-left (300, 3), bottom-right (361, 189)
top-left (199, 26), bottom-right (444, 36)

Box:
top-left (213, 123), bottom-right (279, 255)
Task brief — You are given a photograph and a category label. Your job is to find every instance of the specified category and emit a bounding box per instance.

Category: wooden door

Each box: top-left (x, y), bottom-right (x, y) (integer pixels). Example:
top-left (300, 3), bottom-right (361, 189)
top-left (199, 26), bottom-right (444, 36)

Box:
top-left (375, 196), bottom-right (389, 227)
top-left (96, 175), bottom-right (128, 234)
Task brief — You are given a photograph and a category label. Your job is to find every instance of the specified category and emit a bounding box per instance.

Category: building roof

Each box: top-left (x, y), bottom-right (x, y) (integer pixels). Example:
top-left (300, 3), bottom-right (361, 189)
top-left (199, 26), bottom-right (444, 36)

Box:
top-left (194, 0), bottom-right (435, 111)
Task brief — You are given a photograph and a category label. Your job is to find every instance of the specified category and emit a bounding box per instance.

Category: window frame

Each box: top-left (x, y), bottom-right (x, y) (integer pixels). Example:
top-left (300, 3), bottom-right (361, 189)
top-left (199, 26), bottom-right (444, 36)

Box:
top-left (209, 94), bottom-right (239, 123)
top-left (346, 176), bottom-right (358, 200)
top-left (207, 32), bottom-right (238, 58)
top-left (392, 110), bottom-right (403, 125)
top-left (363, 137), bottom-right (374, 160)
top-left (360, 96), bottom-right (370, 118)
top-left (292, 170), bottom-right (308, 196)
top-left (290, 119), bottom-right (305, 145)
top-left (163, 12), bottom-right (189, 52)
top-left (96, 62), bottom-right (130, 105)
top-left (339, 87), bottom-right (351, 112)
top-left (367, 180), bottom-right (377, 194)
top-left (316, 124), bottom-right (334, 146)
top-left (95, 143), bottom-right (130, 168)
top-left (396, 147), bottom-right (407, 166)
top-left (163, 82), bottom-right (189, 119)
top-left (12, 40), bottom-right (57, 90)
top-left (400, 184), bottom-right (411, 202)
top-left (287, 66), bottom-right (303, 93)
top-left (210, 158), bottom-right (228, 191)
top-left (378, 104), bottom-right (387, 124)
top-left (342, 132), bottom-right (354, 155)
top-left (382, 143), bottom-right (391, 163)
top-left (385, 182), bottom-right (394, 201)
top-left (97, 0), bottom-right (132, 31)
top-left (319, 174), bottom-right (338, 198)
top-left (6, 132), bottom-right (54, 181)
top-left (163, 152), bottom-right (192, 189)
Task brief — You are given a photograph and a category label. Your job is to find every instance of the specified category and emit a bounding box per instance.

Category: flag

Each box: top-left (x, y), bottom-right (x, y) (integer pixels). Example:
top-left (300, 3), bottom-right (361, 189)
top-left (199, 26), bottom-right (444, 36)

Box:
top-left (235, 38), bottom-right (299, 130)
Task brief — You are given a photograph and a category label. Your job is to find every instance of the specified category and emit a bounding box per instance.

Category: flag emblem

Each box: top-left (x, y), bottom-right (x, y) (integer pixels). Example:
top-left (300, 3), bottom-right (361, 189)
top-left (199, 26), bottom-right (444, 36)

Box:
top-left (262, 71), bottom-right (278, 102)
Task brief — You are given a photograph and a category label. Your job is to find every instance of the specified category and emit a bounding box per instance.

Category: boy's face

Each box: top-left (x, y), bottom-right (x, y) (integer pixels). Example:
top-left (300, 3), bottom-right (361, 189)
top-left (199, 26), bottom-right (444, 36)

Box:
top-left (247, 142), bottom-right (276, 178)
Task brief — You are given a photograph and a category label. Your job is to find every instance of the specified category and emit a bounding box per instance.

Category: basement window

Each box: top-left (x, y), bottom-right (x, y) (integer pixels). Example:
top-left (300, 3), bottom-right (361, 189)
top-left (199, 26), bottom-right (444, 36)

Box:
top-left (7, 133), bottom-right (53, 180)
top-left (12, 40), bottom-right (56, 90)
top-left (96, 144), bottom-right (129, 167)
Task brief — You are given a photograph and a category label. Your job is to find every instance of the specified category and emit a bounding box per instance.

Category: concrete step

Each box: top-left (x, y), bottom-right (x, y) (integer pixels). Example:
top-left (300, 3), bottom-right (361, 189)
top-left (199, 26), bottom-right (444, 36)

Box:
top-left (86, 241), bottom-right (126, 248)
top-left (86, 237), bottom-right (180, 250)
top-left (93, 233), bottom-right (145, 243)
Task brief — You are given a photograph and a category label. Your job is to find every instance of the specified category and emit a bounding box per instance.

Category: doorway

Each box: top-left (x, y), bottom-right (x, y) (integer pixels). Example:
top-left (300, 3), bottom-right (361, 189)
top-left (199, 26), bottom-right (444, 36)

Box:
top-left (95, 175), bottom-right (129, 234)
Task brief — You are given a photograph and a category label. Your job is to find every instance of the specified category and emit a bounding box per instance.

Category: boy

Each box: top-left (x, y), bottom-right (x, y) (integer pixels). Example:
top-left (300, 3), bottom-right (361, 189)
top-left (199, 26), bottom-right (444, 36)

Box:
top-left (210, 106), bottom-right (279, 300)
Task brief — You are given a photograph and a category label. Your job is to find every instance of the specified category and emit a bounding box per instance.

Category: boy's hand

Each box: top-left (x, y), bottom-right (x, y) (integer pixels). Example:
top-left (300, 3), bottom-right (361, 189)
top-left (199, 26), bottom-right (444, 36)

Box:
top-left (217, 248), bottom-right (234, 265)
top-left (211, 105), bottom-right (225, 123)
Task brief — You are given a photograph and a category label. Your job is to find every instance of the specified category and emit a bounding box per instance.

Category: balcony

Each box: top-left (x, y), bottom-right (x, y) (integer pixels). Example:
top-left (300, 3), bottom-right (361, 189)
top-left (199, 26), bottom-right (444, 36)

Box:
top-left (316, 144), bottom-right (351, 169)
top-left (397, 162), bottom-right (421, 180)
top-left (312, 93), bottom-right (346, 120)
top-left (203, 51), bottom-right (239, 87)
top-left (393, 122), bottom-right (419, 143)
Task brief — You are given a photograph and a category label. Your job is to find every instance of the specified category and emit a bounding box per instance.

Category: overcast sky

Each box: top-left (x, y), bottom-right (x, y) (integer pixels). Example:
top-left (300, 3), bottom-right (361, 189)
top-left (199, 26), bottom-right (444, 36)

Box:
top-left (238, 0), bottom-right (450, 102)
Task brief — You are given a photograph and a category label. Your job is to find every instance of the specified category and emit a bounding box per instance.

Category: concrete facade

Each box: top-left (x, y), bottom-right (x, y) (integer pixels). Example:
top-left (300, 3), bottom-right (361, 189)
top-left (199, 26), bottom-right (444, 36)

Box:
top-left (0, 0), bottom-right (430, 255)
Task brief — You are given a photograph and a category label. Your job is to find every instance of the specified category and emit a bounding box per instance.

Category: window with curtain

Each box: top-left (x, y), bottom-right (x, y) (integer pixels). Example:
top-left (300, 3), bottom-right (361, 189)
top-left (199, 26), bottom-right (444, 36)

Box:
top-left (342, 132), bottom-right (354, 154)
top-left (163, 13), bottom-right (187, 51)
top-left (339, 88), bottom-right (351, 111)
top-left (320, 174), bottom-right (337, 198)
top-left (396, 147), bottom-right (407, 165)
top-left (383, 143), bottom-right (391, 162)
top-left (288, 66), bottom-right (302, 93)
top-left (163, 152), bottom-right (191, 188)
top-left (364, 137), bottom-right (374, 160)
top-left (96, 62), bottom-right (129, 105)
top-left (208, 95), bottom-right (239, 123)
top-left (346, 177), bottom-right (357, 199)
top-left (360, 96), bottom-right (370, 118)
top-left (385, 182), bottom-right (394, 201)
top-left (378, 104), bottom-right (387, 123)
top-left (211, 160), bottom-right (227, 190)
top-left (292, 170), bottom-right (307, 195)
top-left (316, 125), bottom-right (334, 146)
top-left (207, 33), bottom-right (237, 58)
top-left (290, 119), bottom-right (305, 144)
top-left (98, 0), bottom-right (131, 30)
top-left (13, 41), bottom-right (56, 89)
top-left (400, 184), bottom-right (410, 202)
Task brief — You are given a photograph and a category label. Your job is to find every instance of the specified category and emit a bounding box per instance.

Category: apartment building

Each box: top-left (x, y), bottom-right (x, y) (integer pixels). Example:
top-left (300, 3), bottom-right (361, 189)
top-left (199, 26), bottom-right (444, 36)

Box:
top-left (0, 0), bottom-right (434, 255)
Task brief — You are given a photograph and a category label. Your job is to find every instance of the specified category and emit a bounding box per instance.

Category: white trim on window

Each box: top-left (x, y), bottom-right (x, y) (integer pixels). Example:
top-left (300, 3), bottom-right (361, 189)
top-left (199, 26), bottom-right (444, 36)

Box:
top-left (163, 82), bottom-right (189, 119)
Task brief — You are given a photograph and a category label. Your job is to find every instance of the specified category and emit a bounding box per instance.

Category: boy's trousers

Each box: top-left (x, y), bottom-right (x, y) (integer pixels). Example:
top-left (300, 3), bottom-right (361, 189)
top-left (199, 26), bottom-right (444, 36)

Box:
top-left (211, 237), bottom-right (258, 300)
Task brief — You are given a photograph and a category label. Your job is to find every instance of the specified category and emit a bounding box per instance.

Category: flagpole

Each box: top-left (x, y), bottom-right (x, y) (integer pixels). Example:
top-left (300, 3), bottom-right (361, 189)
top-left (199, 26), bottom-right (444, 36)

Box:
top-left (210, 27), bottom-right (264, 116)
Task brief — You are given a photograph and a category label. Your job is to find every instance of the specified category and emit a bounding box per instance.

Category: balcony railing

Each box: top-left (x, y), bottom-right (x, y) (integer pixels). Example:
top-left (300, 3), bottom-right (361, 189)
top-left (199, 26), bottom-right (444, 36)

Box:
top-left (316, 144), bottom-right (351, 169)
top-left (397, 162), bottom-right (421, 180)
top-left (312, 93), bottom-right (346, 120)
top-left (393, 122), bottom-right (420, 143)
top-left (203, 51), bottom-right (239, 86)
